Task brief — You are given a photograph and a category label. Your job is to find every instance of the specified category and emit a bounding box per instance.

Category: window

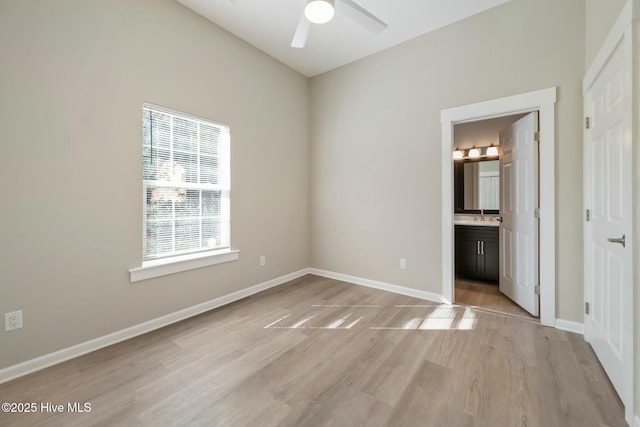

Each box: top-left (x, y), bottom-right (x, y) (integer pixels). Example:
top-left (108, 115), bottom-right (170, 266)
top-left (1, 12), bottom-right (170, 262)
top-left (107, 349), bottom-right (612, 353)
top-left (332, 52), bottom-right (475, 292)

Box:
top-left (141, 104), bottom-right (231, 262)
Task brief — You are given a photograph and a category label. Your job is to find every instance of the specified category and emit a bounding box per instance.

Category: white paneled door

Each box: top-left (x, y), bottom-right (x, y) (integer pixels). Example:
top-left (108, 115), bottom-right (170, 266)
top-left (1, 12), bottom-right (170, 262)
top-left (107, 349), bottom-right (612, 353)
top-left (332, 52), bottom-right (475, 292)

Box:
top-left (498, 112), bottom-right (539, 316)
top-left (583, 27), bottom-right (632, 409)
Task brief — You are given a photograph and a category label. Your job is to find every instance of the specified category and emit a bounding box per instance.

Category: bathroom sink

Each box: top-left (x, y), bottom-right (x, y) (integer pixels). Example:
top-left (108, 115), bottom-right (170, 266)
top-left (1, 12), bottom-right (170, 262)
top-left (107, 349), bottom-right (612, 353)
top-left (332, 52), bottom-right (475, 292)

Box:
top-left (454, 219), bottom-right (499, 227)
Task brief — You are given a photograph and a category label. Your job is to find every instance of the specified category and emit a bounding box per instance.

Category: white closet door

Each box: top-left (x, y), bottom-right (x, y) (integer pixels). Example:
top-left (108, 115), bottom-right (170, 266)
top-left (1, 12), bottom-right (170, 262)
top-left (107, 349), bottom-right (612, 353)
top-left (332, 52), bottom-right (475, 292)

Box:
top-left (583, 26), bottom-right (632, 410)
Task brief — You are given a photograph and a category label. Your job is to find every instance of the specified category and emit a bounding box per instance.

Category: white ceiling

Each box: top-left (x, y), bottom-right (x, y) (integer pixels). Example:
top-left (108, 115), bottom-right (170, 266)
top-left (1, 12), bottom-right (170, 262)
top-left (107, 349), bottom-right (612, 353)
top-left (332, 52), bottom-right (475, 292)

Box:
top-left (176, 0), bottom-right (512, 77)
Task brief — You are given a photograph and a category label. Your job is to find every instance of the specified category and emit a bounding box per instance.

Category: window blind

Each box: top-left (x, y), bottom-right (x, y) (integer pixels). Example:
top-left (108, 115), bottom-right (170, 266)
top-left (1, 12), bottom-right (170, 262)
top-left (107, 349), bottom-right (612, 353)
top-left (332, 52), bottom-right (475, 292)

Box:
top-left (142, 105), bottom-right (230, 261)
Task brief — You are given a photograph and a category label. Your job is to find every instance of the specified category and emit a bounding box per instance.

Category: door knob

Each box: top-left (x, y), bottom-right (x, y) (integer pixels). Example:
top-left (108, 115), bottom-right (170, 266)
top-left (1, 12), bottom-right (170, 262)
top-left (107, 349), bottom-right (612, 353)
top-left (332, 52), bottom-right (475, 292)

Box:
top-left (607, 234), bottom-right (626, 248)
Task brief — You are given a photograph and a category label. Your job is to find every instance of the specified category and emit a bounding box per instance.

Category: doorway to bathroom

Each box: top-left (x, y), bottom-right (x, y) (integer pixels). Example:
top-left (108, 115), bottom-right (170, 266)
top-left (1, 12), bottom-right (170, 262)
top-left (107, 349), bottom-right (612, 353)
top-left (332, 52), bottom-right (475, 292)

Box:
top-left (441, 87), bottom-right (557, 327)
top-left (452, 113), bottom-right (538, 320)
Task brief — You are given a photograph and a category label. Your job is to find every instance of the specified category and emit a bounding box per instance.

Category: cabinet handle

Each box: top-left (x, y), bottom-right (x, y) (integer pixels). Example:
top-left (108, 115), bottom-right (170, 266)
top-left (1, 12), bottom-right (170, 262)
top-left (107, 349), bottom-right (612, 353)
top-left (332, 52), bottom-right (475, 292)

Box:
top-left (481, 241), bottom-right (485, 255)
top-left (477, 241), bottom-right (480, 254)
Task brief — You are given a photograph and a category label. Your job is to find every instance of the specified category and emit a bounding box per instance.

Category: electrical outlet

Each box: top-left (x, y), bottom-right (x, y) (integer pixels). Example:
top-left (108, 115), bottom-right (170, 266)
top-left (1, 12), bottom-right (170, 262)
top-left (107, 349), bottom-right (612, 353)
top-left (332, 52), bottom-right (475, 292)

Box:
top-left (400, 258), bottom-right (407, 270)
top-left (5, 310), bottom-right (23, 332)
top-left (260, 256), bottom-right (266, 266)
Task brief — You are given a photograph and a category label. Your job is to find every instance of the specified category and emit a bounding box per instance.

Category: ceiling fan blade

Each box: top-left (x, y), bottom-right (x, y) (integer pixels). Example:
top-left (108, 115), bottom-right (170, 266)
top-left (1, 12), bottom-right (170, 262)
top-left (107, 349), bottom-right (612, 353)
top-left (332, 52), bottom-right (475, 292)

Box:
top-left (291, 13), bottom-right (311, 48)
top-left (336, 0), bottom-right (387, 34)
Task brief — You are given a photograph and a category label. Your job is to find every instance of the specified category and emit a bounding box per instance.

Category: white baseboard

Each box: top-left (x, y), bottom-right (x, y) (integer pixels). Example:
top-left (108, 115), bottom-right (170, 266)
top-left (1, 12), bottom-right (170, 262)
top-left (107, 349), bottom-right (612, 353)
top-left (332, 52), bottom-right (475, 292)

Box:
top-left (555, 318), bottom-right (584, 335)
top-left (0, 269), bottom-right (310, 385)
top-left (308, 268), bottom-right (445, 304)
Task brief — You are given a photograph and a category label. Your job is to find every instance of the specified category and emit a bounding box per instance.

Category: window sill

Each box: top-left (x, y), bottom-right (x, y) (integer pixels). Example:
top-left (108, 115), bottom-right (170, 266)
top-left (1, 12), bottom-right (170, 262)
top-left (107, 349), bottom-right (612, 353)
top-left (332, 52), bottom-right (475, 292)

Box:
top-left (129, 249), bottom-right (239, 282)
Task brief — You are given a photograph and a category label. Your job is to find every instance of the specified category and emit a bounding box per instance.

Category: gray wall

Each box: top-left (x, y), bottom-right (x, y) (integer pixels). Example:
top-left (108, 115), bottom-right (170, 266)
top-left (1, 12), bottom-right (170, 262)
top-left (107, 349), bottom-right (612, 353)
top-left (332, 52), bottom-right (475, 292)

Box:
top-left (310, 0), bottom-right (585, 321)
top-left (585, 0), bottom-right (627, 69)
top-left (0, 0), bottom-right (310, 369)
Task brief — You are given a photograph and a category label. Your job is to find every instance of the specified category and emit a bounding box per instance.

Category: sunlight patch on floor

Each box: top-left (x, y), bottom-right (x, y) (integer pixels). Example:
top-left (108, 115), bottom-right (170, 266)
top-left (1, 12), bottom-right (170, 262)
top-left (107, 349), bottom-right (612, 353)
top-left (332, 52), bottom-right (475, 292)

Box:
top-left (265, 312), bottom-right (364, 330)
top-left (264, 304), bottom-right (477, 330)
top-left (371, 306), bottom-right (477, 330)
top-left (264, 314), bottom-right (291, 329)
top-left (395, 304), bottom-right (442, 308)
top-left (312, 304), bottom-right (381, 308)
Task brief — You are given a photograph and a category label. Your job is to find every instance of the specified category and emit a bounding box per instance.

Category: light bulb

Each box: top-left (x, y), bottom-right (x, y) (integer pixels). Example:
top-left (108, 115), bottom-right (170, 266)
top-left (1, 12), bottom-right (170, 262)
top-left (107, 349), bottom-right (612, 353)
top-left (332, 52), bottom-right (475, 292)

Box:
top-left (486, 144), bottom-right (499, 156)
top-left (305, 0), bottom-right (335, 24)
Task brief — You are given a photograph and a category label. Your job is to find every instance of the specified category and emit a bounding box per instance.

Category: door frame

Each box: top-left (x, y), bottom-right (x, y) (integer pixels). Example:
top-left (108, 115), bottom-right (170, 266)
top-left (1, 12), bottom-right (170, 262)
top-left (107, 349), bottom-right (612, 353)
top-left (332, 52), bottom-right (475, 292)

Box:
top-left (441, 87), bottom-right (557, 327)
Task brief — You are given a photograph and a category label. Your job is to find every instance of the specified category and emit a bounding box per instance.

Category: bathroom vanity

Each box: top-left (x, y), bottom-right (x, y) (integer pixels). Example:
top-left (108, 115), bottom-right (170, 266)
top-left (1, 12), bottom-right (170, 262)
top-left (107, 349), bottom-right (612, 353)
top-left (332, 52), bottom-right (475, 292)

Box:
top-left (454, 223), bottom-right (499, 282)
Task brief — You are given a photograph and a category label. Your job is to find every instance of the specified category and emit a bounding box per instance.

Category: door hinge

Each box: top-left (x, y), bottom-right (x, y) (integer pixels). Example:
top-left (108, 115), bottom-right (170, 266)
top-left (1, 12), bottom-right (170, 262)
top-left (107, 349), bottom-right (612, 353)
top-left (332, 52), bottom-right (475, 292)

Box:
top-left (585, 302), bottom-right (590, 315)
top-left (534, 131), bottom-right (540, 142)
top-left (585, 117), bottom-right (590, 129)
top-left (585, 209), bottom-right (591, 221)
top-left (534, 285), bottom-right (540, 295)
top-left (534, 208), bottom-right (540, 219)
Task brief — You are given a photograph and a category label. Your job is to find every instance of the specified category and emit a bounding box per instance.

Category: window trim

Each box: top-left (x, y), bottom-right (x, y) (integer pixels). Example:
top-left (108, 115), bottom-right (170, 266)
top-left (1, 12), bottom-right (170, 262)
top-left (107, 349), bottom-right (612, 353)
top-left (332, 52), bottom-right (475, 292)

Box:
top-left (129, 249), bottom-right (239, 282)
top-left (131, 103), bottom-right (236, 282)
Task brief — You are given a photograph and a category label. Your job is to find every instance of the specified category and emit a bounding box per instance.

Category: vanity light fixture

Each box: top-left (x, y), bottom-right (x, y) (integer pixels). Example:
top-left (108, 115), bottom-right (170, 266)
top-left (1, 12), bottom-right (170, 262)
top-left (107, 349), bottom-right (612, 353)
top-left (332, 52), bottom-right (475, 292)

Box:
top-left (486, 144), bottom-right (499, 156)
top-left (305, 0), bottom-right (335, 24)
top-left (468, 146), bottom-right (480, 158)
top-left (453, 147), bottom-right (464, 160)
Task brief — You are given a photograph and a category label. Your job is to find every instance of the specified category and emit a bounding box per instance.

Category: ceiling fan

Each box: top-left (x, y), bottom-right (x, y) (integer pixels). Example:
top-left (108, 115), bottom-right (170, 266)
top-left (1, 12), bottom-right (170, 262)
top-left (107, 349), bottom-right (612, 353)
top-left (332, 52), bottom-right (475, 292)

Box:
top-left (291, 0), bottom-right (388, 48)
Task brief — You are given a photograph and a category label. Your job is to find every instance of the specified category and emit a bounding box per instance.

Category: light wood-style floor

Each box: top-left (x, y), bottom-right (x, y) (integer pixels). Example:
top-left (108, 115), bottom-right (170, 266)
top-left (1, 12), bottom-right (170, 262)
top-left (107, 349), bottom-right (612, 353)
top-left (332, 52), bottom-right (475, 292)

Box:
top-left (455, 277), bottom-right (537, 320)
top-left (0, 275), bottom-right (625, 427)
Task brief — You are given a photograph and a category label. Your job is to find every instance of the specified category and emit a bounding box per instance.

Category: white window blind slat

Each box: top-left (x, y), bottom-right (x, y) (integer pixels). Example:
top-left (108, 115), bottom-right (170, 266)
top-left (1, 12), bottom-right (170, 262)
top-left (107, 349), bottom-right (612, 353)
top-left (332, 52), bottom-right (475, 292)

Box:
top-left (142, 105), bottom-right (230, 261)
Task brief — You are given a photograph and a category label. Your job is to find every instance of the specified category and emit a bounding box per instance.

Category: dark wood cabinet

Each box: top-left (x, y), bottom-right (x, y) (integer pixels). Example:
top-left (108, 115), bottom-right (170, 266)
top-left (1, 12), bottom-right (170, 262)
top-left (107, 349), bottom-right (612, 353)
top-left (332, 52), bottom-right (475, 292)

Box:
top-left (455, 225), bottom-right (499, 281)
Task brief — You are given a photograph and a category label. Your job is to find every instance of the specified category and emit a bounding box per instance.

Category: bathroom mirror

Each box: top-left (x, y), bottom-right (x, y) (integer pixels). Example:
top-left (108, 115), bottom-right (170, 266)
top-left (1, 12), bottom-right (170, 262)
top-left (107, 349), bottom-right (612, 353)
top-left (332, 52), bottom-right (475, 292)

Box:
top-left (454, 159), bottom-right (500, 213)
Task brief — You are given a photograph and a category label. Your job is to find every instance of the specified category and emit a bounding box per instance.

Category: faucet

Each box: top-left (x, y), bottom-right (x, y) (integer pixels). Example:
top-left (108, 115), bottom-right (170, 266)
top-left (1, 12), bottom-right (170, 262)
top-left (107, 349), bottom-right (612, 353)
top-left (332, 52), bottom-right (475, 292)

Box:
top-left (481, 209), bottom-right (485, 222)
